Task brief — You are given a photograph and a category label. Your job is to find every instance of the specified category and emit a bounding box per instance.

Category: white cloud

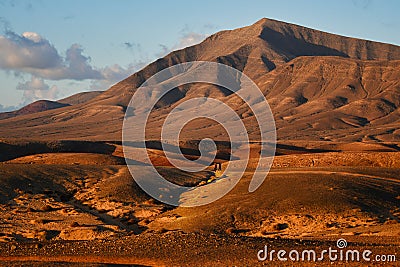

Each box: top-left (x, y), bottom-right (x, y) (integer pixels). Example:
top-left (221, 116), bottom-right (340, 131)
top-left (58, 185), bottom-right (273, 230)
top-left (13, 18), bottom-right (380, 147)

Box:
top-left (156, 31), bottom-right (208, 57)
top-left (17, 75), bottom-right (49, 91)
top-left (0, 21), bottom-right (155, 109)
top-left (0, 31), bottom-right (102, 80)
top-left (0, 104), bottom-right (18, 112)
top-left (174, 32), bottom-right (208, 50)
top-left (0, 31), bottom-right (62, 70)
top-left (90, 62), bottom-right (146, 90)
top-left (16, 76), bottom-right (59, 104)
top-left (0, 29), bottom-right (144, 94)
top-left (22, 32), bottom-right (43, 43)
top-left (100, 64), bottom-right (134, 82)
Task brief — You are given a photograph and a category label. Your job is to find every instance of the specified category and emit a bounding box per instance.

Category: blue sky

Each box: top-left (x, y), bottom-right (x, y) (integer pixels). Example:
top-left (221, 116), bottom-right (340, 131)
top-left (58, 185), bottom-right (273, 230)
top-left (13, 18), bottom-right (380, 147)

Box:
top-left (0, 0), bottom-right (399, 111)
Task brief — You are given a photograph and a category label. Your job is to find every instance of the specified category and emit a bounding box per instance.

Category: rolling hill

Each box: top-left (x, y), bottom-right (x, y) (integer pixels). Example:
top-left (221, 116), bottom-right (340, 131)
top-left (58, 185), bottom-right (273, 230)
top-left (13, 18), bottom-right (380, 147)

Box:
top-left (0, 91), bottom-right (103, 121)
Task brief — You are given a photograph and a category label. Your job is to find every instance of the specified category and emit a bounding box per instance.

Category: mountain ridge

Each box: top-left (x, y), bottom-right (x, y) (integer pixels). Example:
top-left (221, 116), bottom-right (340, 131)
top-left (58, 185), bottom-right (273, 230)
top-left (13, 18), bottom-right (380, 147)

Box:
top-left (0, 100), bottom-right (70, 121)
top-left (0, 18), bottom-right (399, 142)
top-left (0, 91), bottom-right (103, 120)
top-left (88, 17), bottom-right (400, 107)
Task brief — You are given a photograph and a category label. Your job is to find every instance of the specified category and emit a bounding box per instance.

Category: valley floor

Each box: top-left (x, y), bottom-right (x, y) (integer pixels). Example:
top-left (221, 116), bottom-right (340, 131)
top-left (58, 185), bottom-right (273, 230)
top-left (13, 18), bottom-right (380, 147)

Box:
top-left (0, 141), bottom-right (399, 266)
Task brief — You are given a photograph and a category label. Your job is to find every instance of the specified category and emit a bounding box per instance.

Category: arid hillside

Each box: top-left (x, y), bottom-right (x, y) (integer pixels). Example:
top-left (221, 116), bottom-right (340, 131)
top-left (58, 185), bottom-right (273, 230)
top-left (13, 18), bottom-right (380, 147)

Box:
top-left (0, 18), bottom-right (399, 143)
top-left (0, 91), bottom-right (103, 121)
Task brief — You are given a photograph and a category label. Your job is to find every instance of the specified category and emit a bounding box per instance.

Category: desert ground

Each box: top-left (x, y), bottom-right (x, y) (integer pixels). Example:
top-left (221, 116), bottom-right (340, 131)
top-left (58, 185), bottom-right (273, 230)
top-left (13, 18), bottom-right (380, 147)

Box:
top-left (0, 139), bottom-right (398, 266)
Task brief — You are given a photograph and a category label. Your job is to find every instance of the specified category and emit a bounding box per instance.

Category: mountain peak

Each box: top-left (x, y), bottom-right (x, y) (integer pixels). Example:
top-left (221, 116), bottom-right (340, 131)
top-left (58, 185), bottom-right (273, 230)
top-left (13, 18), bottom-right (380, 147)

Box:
top-left (252, 17), bottom-right (290, 28)
top-left (252, 17), bottom-right (400, 61)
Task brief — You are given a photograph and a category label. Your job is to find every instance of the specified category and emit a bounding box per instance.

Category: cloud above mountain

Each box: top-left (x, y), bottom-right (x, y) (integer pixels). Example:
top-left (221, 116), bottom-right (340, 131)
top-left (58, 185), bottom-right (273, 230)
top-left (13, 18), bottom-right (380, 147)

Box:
top-left (90, 63), bottom-right (145, 90)
top-left (0, 21), bottom-right (209, 108)
top-left (0, 104), bottom-right (17, 112)
top-left (0, 28), bottom-right (140, 105)
top-left (157, 31), bottom-right (208, 57)
top-left (0, 31), bottom-right (103, 80)
top-left (16, 76), bottom-right (59, 105)
top-left (0, 31), bottom-right (62, 70)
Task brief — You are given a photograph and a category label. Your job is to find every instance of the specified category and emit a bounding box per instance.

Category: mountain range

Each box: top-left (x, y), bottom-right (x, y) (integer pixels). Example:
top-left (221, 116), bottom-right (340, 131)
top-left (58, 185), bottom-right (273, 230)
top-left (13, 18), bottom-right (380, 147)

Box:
top-left (1, 18), bottom-right (399, 143)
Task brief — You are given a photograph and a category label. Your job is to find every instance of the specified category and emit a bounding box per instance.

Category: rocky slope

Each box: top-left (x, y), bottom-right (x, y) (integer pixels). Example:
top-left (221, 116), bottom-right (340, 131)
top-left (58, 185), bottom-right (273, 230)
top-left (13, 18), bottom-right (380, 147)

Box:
top-left (0, 18), bottom-right (399, 142)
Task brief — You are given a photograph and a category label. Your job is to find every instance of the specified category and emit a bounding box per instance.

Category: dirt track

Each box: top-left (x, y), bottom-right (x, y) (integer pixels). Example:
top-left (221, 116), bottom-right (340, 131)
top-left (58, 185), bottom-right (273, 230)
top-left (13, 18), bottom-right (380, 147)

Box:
top-left (269, 169), bottom-right (400, 183)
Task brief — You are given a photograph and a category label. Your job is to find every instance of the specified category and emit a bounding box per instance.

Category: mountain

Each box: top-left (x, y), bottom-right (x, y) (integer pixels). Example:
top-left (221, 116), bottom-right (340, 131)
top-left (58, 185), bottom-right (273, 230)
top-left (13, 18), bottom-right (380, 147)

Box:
top-left (58, 91), bottom-right (103, 105)
top-left (0, 100), bottom-right (70, 120)
top-left (0, 18), bottom-right (399, 142)
top-left (0, 91), bottom-right (103, 121)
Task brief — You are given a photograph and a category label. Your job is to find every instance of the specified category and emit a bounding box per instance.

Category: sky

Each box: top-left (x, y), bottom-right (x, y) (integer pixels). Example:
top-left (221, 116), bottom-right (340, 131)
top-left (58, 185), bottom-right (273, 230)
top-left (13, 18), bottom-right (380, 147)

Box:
top-left (0, 0), bottom-right (399, 111)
